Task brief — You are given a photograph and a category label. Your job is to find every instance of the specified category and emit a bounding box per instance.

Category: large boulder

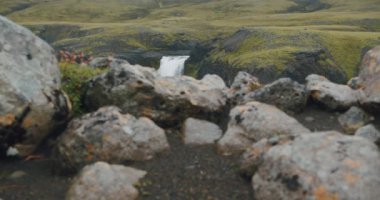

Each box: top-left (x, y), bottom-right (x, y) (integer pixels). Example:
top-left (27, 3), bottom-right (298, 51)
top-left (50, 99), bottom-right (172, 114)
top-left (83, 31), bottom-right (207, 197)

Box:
top-left (358, 46), bottom-right (380, 112)
top-left (241, 131), bottom-right (380, 200)
top-left (0, 16), bottom-right (70, 156)
top-left (306, 74), bottom-right (362, 110)
top-left (338, 106), bottom-right (373, 134)
top-left (216, 101), bottom-right (310, 155)
top-left (182, 118), bottom-right (223, 145)
top-left (54, 106), bottom-right (169, 172)
top-left (243, 78), bottom-right (308, 113)
top-left (66, 162), bottom-right (146, 200)
top-left (83, 63), bottom-right (228, 126)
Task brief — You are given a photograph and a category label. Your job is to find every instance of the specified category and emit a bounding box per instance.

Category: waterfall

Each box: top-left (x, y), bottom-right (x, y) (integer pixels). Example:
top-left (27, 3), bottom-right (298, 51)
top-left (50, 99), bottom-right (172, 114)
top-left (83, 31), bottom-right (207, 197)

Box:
top-left (158, 56), bottom-right (190, 77)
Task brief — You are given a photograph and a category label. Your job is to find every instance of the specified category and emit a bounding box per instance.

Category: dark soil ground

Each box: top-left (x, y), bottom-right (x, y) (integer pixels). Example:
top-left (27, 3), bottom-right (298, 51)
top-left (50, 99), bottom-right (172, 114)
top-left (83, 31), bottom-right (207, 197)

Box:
top-left (0, 105), bottom-right (346, 200)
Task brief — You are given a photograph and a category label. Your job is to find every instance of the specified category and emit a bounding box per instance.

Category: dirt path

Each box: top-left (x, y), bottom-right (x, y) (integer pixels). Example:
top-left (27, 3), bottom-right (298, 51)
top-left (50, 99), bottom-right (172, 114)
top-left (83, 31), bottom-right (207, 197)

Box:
top-left (0, 105), bottom-right (345, 200)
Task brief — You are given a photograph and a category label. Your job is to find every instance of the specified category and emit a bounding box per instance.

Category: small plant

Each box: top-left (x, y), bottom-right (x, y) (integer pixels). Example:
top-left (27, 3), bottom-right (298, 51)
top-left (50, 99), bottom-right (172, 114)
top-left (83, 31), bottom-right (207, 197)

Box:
top-left (59, 63), bottom-right (107, 116)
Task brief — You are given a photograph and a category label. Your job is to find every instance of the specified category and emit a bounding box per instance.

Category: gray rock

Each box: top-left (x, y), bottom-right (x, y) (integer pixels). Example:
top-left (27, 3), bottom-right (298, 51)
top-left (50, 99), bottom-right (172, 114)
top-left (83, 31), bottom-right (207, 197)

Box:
top-left (357, 46), bottom-right (380, 112)
top-left (0, 16), bottom-right (70, 156)
top-left (338, 106), bottom-right (373, 134)
top-left (8, 170), bottom-right (27, 179)
top-left (216, 101), bottom-right (310, 155)
top-left (54, 106), bottom-right (169, 172)
top-left (89, 57), bottom-right (110, 68)
top-left (182, 118), bottom-right (222, 145)
top-left (243, 78), bottom-right (308, 113)
top-left (355, 124), bottom-right (380, 146)
top-left (305, 116), bottom-right (315, 122)
top-left (242, 131), bottom-right (380, 200)
top-left (83, 63), bottom-right (228, 126)
top-left (89, 57), bottom-right (130, 69)
top-left (67, 162), bottom-right (146, 200)
top-left (306, 74), bottom-right (362, 110)
top-left (347, 77), bottom-right (361, 89)
top-left (228, 71), bottom-right (261, 104)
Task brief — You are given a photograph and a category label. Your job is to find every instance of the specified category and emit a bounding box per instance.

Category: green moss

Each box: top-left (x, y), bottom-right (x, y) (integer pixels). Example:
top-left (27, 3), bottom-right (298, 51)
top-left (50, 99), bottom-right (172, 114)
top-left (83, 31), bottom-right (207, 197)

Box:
top-left (59, 63), bottom-right (107, 116)
top-left (318, 31), bottom-right (380, 77)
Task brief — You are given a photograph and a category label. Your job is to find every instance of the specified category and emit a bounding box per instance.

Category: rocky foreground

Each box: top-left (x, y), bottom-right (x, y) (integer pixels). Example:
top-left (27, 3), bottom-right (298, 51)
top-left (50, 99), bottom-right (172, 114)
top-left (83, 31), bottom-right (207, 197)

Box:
top-left (1, 16), bottom-right (380, 200)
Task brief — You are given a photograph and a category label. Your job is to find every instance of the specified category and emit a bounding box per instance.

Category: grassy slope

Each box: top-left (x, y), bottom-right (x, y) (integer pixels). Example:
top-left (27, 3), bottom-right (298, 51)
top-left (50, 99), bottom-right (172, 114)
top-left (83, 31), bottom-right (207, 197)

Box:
top-left (2, 0), bottom-right (380, 77)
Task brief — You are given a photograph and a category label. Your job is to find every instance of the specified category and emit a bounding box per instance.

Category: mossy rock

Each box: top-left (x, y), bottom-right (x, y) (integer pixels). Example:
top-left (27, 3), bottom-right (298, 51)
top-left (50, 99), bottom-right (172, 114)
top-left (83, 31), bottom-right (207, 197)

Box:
top-left (59, 63), bottom-right (108, 116)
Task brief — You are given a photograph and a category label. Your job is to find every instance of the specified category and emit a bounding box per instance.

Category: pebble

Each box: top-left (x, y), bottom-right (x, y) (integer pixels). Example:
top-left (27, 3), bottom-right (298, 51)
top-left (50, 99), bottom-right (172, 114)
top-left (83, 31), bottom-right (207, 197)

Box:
top-left (305, 116), bottom-right (315, 122)
top-left (8, 170), bottom-right (27, 179)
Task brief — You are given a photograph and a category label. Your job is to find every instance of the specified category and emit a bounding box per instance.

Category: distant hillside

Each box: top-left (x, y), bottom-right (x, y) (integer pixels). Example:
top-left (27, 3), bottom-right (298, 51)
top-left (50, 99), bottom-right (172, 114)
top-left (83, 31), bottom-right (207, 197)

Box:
top-left (1, 0), bottom-right (380, 82)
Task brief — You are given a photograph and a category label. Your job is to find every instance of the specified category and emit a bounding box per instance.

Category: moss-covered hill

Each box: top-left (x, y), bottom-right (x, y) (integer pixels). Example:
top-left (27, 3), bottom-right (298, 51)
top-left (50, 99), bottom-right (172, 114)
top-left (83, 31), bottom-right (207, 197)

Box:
top-left (1, 0), bottom-right (380, 82)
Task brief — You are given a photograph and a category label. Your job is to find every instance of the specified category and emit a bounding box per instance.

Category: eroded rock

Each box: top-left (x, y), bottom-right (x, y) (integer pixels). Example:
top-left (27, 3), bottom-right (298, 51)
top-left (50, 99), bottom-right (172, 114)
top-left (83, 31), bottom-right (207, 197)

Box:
top-left (83, 63), bottom-right (228, 126)
top-left (66, 162), bottom-right (146, 200)
top-left (0, 16), bottom-right (70, 156)
top-left (338, 106), bottom-right (373, 134)
top-left (358, 46), bottom-right (380, 112)
top-left (243, 78), bottom-right (308, 113)
top-left (306, 74), bottom-right (362, 110)
top-left (54, 106), bottom-right (169, 172)
top-left (355, 124), bottom-right (380, 146)
top-left (216, 101), bottom-right (309, 155)
top-left (242, 131), bottom-right (380, 200)
top-left (228, 71), bottom-right (261, 105)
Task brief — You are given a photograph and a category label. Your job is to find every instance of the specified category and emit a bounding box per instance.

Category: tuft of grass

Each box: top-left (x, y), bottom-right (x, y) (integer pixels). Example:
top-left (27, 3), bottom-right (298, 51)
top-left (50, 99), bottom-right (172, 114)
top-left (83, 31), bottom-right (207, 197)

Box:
top-left (59, 63), bottom-right (107, 116)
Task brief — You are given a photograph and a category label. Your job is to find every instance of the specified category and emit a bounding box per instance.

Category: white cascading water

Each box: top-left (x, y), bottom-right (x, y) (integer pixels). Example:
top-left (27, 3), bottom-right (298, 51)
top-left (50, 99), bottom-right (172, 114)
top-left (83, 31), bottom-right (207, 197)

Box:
top-left (158, 56), bottom-right (190, 77)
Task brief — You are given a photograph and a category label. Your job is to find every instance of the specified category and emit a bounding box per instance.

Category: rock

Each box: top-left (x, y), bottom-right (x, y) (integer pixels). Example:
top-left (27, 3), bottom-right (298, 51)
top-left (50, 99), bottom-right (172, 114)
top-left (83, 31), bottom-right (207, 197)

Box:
top-left (89, 56), bottom-right (130, 69)
top-left (306, 74), bottom-right (362, 110)
top-left (83, 63), bottom-right (228, 126)
top-left (216, 101), bottom-right (310, 155)
top-left (66, 162), bottom-right (146, 200)
top-left (355, 124), bottom-right (380, 146)
top-left (228, 71), bottom-right (261, 105)
top-left (338, 106), bottom-right (373, 134)
top-left (54, 106), bottom-right (169, 172)
top-left (242, 131), bottom-right (380, 200)
top-left (0, 16), bottom-right (70, 157)
top-left (243, 78), bottom-right (308, 113)
top-left (358, 46), bottom-right (380, 112)
top-left (347, 77), bottom-right (361, 89)
top-left (182, 118), bottom-right (223, 145)
top-left (8, 170), bottom-right (27, 179)
top-left (305, 116), bottom-right (314, 122)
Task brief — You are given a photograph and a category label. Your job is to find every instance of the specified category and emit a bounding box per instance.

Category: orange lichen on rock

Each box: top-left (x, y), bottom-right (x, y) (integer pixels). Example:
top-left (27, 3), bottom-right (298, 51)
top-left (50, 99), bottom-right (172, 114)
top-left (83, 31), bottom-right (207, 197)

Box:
top-left (311, 91), bottom-right (321, 99)
top-left (313, 186), bottom-right (339, 200)
top-left (140, 108), bottom-right (153, 118)
top-left (21, 117), bottom-right (34, 128)
top-left (0, 114), bottom-right (16, 126)
top-left (344, 173), bottom-right (359, 186)
top-left (344, 159), bottom-right (361, 169)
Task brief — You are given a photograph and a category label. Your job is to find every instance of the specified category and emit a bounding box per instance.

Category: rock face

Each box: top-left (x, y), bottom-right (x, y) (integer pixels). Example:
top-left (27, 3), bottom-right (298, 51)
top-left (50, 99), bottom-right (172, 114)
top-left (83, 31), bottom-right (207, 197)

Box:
top-left (67, 162), bottom-right (146, 200)
top-left (182, 118), bottom-right (222, 145)
top-left (83, 62), bottom-right (228, 126)
top-left (242, 131), bottom-right (380, 200)
top-left (338, 106), bottom-right (373, 134)
top-left (306, 74), bottom-right (361, 110)
top-left (243, 78), bottom-right (308, 113)
top-left (54, 106), bottom-right (169, 172)
top-left (355, 124), bottom-right (380, 146)
top-left (228, 71), bottom-right (261, 105)
top-left (358, 46), bottom-right (380, 112)
top-left (216, 101), bottom-right (310, 155)
top-left (0, 16), bottom-right (70, 156)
